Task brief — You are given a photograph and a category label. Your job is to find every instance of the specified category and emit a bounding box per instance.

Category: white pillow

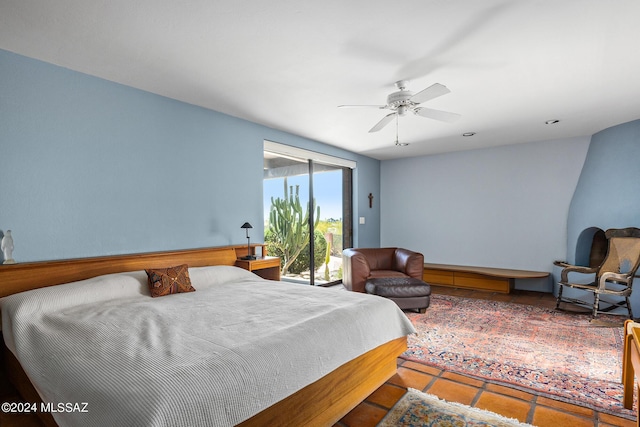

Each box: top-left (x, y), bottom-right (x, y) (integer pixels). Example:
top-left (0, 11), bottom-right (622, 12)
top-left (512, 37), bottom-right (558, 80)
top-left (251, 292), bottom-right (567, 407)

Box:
top-left (188, 265), bottom-right (265, 289)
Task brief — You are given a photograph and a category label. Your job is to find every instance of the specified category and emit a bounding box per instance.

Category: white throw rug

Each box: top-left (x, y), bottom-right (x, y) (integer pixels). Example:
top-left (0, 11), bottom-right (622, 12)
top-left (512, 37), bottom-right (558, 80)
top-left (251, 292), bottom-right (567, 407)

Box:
top-left (378, 388), bottom-right (534, 427)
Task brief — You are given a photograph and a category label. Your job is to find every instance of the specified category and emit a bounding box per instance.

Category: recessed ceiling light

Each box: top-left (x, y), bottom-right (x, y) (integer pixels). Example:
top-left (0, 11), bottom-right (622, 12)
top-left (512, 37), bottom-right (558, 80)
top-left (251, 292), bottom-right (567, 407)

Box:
top-left (462, 132), bottom-right (476, 137)
top-left (545, 119), bottom-right (560, 124)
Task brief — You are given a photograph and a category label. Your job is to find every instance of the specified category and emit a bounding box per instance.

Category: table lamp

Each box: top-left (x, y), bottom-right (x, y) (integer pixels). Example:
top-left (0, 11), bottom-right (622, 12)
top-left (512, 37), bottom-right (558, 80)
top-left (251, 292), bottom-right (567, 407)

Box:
top-left (240, 222), bottom-right (256, 260)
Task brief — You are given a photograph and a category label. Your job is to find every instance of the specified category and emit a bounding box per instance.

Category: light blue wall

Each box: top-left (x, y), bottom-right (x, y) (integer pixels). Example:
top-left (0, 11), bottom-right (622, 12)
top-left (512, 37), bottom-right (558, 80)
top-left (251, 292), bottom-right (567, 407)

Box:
top-left (565, 119), bottom-right (640, 264)
top-left (554, 119), bottom-right (640, 315)
top-left (381, 137), bottom-right (591, 291)
top-left (0, 49), bottom-right (380, 263)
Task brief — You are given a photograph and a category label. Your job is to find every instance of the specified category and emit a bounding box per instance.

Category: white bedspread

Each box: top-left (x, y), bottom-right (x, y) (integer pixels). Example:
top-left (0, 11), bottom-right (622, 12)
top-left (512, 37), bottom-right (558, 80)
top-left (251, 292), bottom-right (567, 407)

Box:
top-left (1, 266), bottom-right (415, 427)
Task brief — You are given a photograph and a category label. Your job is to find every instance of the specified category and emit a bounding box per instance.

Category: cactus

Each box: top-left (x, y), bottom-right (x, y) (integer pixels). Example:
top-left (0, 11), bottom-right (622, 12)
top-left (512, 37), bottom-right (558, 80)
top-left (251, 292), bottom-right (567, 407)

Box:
top-left (268, 178), bottom-right (320, 275)
top-left (324, 237), bottom-right (332, 281)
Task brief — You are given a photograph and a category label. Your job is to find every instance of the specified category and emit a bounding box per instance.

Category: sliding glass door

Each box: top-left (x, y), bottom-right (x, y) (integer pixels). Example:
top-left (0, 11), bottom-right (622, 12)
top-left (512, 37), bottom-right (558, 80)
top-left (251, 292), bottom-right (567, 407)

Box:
top-left (263, 142), bottom-right (353, 286)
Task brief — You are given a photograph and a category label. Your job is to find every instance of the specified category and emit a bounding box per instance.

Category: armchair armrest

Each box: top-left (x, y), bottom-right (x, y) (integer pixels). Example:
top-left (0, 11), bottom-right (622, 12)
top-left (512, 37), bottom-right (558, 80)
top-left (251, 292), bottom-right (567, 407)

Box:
top-left (343, 249), bottom-right (371, 292)
top-left (599, 271), bottom-right (632, 290)
top-left (559, 264), bottom-right (597, 283)
top-left (394, 248), bottom-right (425, 280)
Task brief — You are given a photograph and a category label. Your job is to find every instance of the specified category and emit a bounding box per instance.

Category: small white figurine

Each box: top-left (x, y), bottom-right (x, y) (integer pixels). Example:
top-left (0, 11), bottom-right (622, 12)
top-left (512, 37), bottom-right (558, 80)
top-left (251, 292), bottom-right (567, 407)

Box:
top-left (1, 230), bottom-right (16, 264)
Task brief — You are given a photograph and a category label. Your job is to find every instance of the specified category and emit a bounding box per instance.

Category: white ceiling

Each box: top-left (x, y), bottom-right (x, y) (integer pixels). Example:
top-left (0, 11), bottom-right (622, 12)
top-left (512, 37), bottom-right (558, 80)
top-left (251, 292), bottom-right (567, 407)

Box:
top-left (2, 0), bottom-right (640, 160)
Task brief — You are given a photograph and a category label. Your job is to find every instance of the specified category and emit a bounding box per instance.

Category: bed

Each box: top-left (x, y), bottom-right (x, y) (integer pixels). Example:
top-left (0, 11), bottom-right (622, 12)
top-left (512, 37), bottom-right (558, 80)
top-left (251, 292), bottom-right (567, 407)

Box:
top-left (0, 245), bottom-right (415, 427)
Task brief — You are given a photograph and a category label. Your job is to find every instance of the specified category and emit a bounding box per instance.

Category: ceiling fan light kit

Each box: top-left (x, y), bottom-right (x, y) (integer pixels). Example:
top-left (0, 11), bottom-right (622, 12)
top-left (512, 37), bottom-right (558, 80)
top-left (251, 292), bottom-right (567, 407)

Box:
top-left (393, 111), bottom-right (408, 147)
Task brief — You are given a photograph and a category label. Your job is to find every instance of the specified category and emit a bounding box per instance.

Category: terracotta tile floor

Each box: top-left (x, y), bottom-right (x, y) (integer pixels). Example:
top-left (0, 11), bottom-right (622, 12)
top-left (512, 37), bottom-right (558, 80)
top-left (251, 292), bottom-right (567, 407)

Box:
top-left (1, 286), bottom-right (635, 426)
top-left (336, 285), bottom-right (636, 427)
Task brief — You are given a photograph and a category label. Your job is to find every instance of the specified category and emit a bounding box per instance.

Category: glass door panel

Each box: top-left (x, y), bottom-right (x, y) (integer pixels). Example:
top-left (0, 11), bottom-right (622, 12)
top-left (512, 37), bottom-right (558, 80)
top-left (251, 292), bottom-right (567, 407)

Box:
top-left (263, 153), bottom-right (312, 284)
top-left (312, 164), bottom-right (344, 285)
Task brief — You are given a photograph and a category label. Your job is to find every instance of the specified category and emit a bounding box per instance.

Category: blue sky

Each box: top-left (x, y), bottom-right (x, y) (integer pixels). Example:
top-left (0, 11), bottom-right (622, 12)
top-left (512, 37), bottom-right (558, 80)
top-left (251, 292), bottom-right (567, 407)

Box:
top-left (263, 170), bottom-right (342, 221)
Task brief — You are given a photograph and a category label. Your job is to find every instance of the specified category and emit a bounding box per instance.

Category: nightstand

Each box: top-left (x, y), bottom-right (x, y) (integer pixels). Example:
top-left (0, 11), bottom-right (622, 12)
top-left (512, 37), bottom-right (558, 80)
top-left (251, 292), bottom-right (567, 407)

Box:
top-left (235, 256), bottom-right (281, 281)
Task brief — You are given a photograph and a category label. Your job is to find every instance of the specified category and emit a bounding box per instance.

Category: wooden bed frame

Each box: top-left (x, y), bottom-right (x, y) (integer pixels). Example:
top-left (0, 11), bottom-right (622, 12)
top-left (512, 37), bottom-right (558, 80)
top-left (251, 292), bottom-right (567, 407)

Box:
top-left (0, 245), bottom-right (407, 427)
top-left (622, 319), bottom-right (640, 426)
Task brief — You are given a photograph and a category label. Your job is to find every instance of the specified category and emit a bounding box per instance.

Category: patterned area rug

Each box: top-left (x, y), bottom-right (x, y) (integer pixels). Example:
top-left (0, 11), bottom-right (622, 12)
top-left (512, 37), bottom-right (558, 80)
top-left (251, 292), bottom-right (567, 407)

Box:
top-left (378, 388), bottom-right (534, 427)
top-left (401, 294), bottom-right (635, 420)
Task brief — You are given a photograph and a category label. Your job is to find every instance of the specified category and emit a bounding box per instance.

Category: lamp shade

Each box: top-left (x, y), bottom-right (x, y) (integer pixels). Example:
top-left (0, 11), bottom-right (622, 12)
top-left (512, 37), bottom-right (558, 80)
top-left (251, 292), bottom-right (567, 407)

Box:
top-left (241, 222), bottom-right (253, 229)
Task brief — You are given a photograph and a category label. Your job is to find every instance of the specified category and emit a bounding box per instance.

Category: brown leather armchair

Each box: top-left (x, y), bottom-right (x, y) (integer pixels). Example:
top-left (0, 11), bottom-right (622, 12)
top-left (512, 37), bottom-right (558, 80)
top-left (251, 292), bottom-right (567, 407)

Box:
top-left (342, 247), bottom-right (425, 293)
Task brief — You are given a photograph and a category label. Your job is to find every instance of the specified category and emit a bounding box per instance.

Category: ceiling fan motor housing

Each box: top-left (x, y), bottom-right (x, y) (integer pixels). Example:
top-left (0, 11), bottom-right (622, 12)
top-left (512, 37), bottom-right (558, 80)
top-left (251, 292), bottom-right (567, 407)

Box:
top-left (387, 90), bottom-right (415, 115)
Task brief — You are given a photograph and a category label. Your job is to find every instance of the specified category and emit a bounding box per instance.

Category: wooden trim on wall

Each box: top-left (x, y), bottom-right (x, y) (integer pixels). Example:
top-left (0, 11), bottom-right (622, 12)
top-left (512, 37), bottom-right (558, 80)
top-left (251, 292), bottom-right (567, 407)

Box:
top-left (0, 244), bottom-right (265, 298)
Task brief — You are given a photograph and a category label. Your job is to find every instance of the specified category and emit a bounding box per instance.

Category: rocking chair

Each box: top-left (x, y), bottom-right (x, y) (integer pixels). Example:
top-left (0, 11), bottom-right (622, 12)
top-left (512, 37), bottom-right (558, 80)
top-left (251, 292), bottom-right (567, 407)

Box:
top-left (555, 227), bottom-right (640, 319)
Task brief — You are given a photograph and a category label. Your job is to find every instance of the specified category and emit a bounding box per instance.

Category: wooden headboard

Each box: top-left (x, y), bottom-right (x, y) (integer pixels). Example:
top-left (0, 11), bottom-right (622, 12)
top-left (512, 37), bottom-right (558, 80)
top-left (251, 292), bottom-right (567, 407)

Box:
top-left (0, 244), bottom-right (264, 298)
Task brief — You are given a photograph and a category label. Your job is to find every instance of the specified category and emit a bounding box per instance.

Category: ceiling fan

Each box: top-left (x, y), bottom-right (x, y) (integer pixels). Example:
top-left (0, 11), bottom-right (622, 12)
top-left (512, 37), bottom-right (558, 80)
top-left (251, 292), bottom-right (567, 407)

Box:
top-left (339, 80), bottom-right (461, 133)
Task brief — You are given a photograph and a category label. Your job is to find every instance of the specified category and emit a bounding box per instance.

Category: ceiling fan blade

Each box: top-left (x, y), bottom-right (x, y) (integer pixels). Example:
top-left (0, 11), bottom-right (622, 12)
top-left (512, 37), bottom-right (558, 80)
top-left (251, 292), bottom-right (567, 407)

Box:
top-left (414, 107), bottom-right (461, 122)
top-left (338, 104), bottom-right (387, 109)
top-left (410, 83), bottom-right (451, 104)
top-left (369, 113), bottom-right (396, 132)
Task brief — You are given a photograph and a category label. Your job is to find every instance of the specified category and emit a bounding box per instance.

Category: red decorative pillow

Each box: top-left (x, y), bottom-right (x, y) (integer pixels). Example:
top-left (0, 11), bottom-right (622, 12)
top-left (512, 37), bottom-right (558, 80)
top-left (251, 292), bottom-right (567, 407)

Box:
top-left (145, 264), bottom-right (195, 297)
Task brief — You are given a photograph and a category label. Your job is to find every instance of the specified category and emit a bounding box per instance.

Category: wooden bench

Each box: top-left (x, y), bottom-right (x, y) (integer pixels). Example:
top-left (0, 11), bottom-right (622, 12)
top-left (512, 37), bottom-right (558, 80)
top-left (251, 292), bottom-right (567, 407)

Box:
top-left (423, 263), bottom-right (550, 294)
